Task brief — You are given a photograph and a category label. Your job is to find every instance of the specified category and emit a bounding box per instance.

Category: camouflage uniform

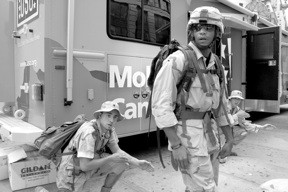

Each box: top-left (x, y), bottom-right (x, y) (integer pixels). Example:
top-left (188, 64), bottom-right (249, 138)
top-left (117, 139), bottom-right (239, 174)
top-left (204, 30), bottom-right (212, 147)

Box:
top-left (56, 120), bottom-right (126, 192)
top-left (152, 42), bottom-right (233, 191)
top-left (152, 7), bottom-right (233, 191)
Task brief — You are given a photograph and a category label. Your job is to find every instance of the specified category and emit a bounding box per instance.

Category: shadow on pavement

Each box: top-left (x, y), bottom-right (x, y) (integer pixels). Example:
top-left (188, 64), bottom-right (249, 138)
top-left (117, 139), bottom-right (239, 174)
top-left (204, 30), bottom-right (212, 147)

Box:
top-left (247, 104), bottom-right (288, 122)
top-left (118, 131), bottom-right (168, 156)
top-left (119, 104), bottom-right (288, 155)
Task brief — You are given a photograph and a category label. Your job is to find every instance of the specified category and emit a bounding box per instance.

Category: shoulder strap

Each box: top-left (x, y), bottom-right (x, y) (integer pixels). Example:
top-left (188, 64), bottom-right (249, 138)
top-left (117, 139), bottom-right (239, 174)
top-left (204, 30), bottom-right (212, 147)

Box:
top-left (214, 55), bottom-right (228, 98)
top-left (183, 46), bottom-right (208, 93)
top-left (179, 49), bottom-right (232, 127)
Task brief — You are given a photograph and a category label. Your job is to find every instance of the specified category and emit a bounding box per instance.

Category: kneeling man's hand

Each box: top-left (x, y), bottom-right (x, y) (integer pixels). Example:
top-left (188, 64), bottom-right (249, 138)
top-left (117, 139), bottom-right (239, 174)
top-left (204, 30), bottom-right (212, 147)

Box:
top-left (138, 160), bottom-right (155, 172)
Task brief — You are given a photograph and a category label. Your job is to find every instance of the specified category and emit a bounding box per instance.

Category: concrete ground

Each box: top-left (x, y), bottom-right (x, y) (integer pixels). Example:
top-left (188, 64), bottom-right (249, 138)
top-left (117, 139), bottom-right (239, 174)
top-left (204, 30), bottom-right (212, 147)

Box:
top-left (1, 105), bottom-right (288, 192)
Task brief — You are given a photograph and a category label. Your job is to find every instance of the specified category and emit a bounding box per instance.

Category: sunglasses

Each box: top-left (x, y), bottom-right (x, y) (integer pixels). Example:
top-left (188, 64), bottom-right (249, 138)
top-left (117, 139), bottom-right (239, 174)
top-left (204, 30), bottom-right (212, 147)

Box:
top-left (193, 24), bottom-right (215, 32)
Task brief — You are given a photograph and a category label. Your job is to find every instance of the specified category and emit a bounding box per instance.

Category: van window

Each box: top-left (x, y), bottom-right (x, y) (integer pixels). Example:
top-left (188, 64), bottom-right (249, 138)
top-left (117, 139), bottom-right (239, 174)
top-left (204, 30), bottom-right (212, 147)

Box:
top-left (107, 0), bottom-right (171, 45)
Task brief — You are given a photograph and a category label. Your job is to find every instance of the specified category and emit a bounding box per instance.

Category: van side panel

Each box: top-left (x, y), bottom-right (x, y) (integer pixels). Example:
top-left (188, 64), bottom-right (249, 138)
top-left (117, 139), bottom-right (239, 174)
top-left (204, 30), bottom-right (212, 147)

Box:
top-left (44, 0), bottom-right (161, 136)
top-left (13, 0), bottom-right (45, 128)
top-left (0, 1), bottom-right (15, 102)
top-left (44, 1), bottom-right (107, 128)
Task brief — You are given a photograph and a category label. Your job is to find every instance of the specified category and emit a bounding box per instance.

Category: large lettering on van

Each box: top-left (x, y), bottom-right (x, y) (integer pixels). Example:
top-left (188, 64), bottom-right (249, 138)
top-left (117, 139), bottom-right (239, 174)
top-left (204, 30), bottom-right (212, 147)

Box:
top-left (109, 65), bottom-right (150, 120)
top-left (109, 65), bottom-right (149, 88)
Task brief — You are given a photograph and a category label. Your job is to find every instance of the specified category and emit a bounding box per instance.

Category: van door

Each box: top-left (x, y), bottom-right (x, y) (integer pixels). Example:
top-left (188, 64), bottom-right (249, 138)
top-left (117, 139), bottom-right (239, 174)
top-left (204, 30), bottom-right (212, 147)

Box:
top-left (245, 26), bottom-right (280, 113)
top-left (107, 54), bottom-right (153, 137)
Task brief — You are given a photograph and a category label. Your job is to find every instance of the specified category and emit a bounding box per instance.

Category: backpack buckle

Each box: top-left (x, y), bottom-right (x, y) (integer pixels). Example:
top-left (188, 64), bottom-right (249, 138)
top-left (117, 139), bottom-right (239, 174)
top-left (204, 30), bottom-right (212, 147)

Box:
top-left (206, 91), bottom-right (213, 97)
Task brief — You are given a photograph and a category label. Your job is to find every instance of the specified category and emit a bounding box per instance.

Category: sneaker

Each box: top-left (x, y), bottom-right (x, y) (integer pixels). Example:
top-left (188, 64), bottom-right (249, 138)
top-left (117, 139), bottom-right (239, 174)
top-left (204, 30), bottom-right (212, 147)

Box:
top-left (219, 157), bottom-right (227, 164)
top-left (230, 152), bottom-right (238, 156)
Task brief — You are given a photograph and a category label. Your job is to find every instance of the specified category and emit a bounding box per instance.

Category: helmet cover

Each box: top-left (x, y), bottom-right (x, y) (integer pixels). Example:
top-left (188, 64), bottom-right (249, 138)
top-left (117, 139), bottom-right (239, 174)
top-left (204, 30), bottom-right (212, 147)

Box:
top-left (188, 6), bottom-right (224, 35)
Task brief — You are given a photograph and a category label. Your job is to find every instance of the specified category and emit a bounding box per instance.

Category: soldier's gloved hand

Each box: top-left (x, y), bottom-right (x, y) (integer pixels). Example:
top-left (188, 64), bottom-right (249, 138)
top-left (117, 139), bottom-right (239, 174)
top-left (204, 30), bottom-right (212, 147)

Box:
top-left (172, 144), bottom-right (190, 170)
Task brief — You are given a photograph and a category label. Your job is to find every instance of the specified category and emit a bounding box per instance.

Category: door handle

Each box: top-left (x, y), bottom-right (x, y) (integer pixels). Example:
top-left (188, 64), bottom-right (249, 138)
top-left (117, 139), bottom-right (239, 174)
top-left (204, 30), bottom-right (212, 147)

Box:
top-left (133, 92), bottom-right (140, 99)
top-left (142, 90), bottom-right (149, 98)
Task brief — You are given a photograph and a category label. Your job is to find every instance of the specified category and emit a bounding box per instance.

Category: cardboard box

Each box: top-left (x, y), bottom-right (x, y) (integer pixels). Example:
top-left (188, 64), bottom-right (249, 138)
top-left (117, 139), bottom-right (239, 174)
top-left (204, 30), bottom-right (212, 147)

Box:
top-left (0, 113), bottom-right (43, 144)
top-left (8, 147), bottom-right (56, 191)
top-left (0, 142), bottom-right (22, 180)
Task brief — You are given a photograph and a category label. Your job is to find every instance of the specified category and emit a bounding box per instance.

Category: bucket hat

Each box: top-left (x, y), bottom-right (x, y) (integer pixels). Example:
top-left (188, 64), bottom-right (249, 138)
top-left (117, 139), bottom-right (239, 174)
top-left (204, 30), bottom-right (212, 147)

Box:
top-left (93, 101), bottom-right (124, 122)
top-left (229, 90), bottom-right (244, 100)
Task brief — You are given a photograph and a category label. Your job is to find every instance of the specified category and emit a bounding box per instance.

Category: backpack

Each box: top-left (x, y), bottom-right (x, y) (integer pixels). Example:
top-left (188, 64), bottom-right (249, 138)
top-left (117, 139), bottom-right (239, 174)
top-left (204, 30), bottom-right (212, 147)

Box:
top-left (146, 39), bottom-right (184, 168)
top-left (34, 119), bottom-right (86, 161)
top-left (147, 39), bottom-right (224, 97)
top-left (146, 39), bottom-right (187, 120)
top-left (146, 39), bottom-right (228, 168)
top-left (147, 39), bottom-right (181, 90)
top-left (146, 39), bottom-right (225, 118)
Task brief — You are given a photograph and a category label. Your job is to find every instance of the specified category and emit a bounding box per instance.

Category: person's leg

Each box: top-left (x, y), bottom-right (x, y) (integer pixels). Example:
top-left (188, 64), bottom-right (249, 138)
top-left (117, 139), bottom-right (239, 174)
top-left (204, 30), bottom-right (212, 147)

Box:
top-left (232, 125), bottom-right (248, 146)
top-left (219, 125), bottom-right (234, 159)
top-left (101, 171), bottom-right (124, 192)
top-left (220, 125), bottom-right (234, 143)
top-left (57, 163), bottom-right (89, 192)
top-left (181, 155), bottom-right (217, 192)
top-left (176, 118), bottom-right (217, 192)
top-left (89, 155), bottom-right (128, 192)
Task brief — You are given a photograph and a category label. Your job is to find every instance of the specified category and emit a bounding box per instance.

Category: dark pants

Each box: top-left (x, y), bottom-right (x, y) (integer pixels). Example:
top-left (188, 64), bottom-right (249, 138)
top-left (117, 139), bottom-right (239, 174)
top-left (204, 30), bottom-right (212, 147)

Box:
top-left (219, 125), bottom-right (233, 159)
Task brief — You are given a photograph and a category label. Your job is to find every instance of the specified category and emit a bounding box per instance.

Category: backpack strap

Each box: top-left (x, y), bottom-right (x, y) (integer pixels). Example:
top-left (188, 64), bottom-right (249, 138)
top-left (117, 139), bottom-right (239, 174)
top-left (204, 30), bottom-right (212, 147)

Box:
top-left (175, 46), bottom-right (209, 120)
top-left (156, 126), bottom-right (165, 168)
top-left (211, 57), bottom-right (233, 128)
top-left (180, 48), bottom-right (233, 148)
top-left (147, 46), bottom-right (197, 169)
top-left (92, 122), bottom-right (112, 155)
top-left (214, 55), bottom-right (228, 98)
top-left (176, 46), bottom-right (197, 93)
top-left (178, 46), bottom-right (230, 123)
top-left (184, 46), bottom-right (209, 93)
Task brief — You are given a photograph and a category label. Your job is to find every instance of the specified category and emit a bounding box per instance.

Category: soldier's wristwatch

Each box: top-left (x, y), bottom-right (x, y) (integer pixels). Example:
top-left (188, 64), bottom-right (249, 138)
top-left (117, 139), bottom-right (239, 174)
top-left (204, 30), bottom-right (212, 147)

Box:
top-left (171, 143), bottom-right (182, 150)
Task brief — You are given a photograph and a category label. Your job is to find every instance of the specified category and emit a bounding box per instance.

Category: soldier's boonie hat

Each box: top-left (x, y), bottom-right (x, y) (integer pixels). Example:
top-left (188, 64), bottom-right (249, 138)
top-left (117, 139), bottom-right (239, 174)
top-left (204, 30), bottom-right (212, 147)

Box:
top-left (229, 90), bottom-right (244, 100)
top-left (93, 101), bottom-right (124, 122)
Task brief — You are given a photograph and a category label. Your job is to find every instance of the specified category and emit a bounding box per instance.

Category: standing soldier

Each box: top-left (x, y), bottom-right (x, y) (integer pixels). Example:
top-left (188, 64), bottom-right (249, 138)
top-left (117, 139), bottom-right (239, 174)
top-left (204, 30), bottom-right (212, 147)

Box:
top-left (151, 6), bottom-right (233, 192)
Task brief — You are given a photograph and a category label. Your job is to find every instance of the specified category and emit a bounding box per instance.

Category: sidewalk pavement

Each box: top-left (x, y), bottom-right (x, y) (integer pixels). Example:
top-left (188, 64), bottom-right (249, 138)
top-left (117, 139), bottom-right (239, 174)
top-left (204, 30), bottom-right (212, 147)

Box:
top-left (1, 107), bottom-right (288, 192)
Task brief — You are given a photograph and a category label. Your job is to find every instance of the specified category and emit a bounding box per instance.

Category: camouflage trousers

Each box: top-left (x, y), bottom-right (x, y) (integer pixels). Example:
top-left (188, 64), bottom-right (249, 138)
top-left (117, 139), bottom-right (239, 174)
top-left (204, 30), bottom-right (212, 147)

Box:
top-left (56, 153), bottom-right (127, 192)
top-left (181, 151), bottom-right (219, 192)
top-left (232, 125), bottom-right (248, 145)
top-left (175, 119), bottom-right (220, 192)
